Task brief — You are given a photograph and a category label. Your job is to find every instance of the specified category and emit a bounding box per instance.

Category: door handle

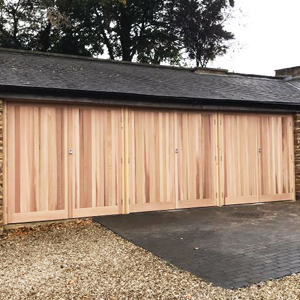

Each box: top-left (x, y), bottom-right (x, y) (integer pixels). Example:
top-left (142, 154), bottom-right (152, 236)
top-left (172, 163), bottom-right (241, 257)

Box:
top-left (258, 147), bottom-right (261, 153)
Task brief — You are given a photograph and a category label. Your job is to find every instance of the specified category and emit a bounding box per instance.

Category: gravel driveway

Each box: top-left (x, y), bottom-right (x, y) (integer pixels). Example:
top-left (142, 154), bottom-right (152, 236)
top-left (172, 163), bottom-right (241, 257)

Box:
top-left (1, 220), bottom-right (300, 300)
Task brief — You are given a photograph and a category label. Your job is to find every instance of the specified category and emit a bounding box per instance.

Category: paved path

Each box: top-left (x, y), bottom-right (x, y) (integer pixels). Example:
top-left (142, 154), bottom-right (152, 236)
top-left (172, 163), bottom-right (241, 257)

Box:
top-left (94, 201), bottom-right (300, 289)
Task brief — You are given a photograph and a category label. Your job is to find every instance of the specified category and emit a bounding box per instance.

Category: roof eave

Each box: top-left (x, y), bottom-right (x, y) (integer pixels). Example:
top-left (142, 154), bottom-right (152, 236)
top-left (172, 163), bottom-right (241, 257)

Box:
top-left (0, 84), bottom-right (299, 111)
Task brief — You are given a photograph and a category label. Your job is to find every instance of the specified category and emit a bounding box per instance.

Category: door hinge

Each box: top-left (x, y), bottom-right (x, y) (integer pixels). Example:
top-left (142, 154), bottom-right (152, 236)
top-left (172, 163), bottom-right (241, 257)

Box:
top-left (121, 157), bottom-right (123, 164)
top-left (6, 207), bottom-right (8, 214)
top-left (128, 157), bottom-right (130, 163)
top-left (216, 192), bottom-right (218, 199)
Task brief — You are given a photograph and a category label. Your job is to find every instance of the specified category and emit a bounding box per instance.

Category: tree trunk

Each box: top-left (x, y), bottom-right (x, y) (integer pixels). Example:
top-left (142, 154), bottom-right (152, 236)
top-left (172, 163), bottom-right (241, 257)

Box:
top-left (119, 6), bottom-right (132, 61)
top-left (39, 22), bottom-right (52, 52)
top-left (12, 11), bottom-right (19, 48)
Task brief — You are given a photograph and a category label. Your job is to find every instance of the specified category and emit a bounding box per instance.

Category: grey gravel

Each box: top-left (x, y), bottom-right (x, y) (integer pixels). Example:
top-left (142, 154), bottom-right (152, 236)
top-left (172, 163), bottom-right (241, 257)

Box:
top-left (1, 220), bottom-right (300, 300)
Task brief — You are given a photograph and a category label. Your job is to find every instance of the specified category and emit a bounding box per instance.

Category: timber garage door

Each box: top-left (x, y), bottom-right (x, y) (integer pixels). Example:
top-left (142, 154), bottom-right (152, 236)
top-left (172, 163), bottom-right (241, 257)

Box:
top-left (219, 114), bottom-right (295, 205)
top-left (6, 103), bottom-right (123, 223)
top-left (127, 110), bottom-right (218, 213)
top-left (5, 103), bottom-right (295, 224)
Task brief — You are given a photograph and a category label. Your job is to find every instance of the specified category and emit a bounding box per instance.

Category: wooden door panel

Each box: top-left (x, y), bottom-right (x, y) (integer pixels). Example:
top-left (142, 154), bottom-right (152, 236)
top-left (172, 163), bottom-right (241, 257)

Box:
top-left (222, 114), bottom-right (259, 205)
top-left (6, 102), bottom-right (295, 224)
top-left (176, 112), bottom-right (217, 208)
top-left (70, 107), bottom-right (123, 217)
top-left (7, 103), bottom-right (68, 223)
top-left (259, 115), bottom-right (294, 201)
top-left (128, 110), bottom-right (176, 212)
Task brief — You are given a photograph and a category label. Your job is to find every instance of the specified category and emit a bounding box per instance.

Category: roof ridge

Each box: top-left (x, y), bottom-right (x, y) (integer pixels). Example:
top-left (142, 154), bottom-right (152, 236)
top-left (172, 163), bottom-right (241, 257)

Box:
top-left (0, 47), bottom-right (281, 80)
top-left (0, 47), bottom-right (193, 72)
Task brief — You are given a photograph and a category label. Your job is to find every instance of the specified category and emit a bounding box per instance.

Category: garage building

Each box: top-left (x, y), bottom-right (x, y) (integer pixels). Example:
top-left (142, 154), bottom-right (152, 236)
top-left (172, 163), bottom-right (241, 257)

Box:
top-left (0, 48), bottom-right (300, 225)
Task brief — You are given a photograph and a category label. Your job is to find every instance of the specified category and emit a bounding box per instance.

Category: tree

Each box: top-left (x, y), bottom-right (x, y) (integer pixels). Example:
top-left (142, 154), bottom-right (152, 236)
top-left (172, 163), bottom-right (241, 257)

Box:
top-left (0, 0), bottom-right (51, 50)
top-left (53, 0), bottom-right (181, 63)
top-left (176, 0), bottom-right (234, 67)
top-left (0, 0), bottom-right (235, 66)
top-left (0, 0), bottom-right (91, 55)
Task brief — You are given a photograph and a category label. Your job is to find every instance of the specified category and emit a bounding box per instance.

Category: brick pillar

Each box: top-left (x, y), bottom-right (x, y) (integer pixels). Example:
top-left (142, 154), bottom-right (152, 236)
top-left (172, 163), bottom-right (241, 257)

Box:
top-left (294, 114), bottom-right (300, 200)
top-left (0, 100), bottom-right (3, 227)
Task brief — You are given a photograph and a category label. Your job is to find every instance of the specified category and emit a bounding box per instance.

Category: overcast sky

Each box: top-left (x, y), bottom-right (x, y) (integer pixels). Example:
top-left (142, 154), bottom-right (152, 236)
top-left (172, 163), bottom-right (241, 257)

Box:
top-left (209, 0), bottom-right (300, 76)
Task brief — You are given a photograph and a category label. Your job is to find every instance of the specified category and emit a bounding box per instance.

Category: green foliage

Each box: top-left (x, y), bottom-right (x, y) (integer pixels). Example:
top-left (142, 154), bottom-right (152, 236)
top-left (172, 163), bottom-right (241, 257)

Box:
top-left (0, 0), bottom-right (235, 66)
top-left (175, 0), bottom-right (234, 67)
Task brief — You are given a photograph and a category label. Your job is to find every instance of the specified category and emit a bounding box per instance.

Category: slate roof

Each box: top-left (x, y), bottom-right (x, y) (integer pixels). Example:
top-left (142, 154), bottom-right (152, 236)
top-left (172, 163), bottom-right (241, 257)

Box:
top-left (1, 48), bottom-right (300, 106)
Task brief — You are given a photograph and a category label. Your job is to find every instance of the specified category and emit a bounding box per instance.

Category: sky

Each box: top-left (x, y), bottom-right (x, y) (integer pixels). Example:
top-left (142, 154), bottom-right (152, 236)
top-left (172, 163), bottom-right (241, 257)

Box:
top-left (209, 0), bottom-right (300, 76)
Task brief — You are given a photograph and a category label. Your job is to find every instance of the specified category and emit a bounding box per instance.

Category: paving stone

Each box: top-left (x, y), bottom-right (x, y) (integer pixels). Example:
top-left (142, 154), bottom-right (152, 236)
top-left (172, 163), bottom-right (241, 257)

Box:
top-left (95, 201), bottom-right (300, 289)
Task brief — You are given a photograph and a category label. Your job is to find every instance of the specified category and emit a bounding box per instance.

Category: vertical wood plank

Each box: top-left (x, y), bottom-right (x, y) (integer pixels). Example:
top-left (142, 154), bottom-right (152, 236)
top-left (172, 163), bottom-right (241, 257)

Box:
top-left (174, 111), bottom-right (178, 208)
top-left (68, 107), bottom-right (74, 218)
top-left (213, 114), bottom-right (219, 206)
top-left (257, 115), bottom-right (261, 202)
top-left (3, 101), bottom-right (8, 225)
top-left (62, 108), bottom-right (69, 217)
top-left (74, 108), bottom-right (80, 210)
top-left (48, 108), bottom-right (57, 211)
top-left (91, 109), bottom-right (96, 209)
top-left (124, 108), bottom-right (130, 214)
top-left (218, 113), bottom-right (225, 206)
top-left (33, 107), bottom-right (40, 212)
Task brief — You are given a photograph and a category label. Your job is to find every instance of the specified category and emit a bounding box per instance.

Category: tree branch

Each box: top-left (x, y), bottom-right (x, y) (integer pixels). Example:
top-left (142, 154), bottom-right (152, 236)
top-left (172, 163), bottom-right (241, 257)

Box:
top-left (94, 8), bottom-right (115, 60)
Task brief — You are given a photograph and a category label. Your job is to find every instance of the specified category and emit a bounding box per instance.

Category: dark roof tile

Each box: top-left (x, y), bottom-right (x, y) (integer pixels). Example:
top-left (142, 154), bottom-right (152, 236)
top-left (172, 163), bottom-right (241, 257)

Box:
top-left (1, 49), bottom-right (300, 105)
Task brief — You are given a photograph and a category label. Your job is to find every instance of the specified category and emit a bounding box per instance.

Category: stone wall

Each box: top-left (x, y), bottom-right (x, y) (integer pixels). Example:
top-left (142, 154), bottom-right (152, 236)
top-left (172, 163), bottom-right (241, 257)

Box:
top-left (294, 114), bottom-right (300, 200)
top-left (0, 100), bottom-right (3, 227)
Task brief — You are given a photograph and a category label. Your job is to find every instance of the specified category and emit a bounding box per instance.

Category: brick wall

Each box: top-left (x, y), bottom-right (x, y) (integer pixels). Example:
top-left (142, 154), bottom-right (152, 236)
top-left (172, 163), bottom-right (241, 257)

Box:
top-left (0, 100), bottom-right (3, 227)
top-left (294, 114), bottom-right (300, 200)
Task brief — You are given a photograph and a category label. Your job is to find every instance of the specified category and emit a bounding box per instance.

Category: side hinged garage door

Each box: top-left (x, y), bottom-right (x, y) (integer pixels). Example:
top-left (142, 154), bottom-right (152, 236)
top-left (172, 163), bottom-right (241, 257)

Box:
top-left (7, 103), bottom-right (69, 223)
top-left (6, 103), bottom-right (123, 223)
top-left (219, 113), bottom-right (295, 205)
top-left (126, 109), bottom-right (218, 213)
top-left (5, 103), bottom-right (295, 224)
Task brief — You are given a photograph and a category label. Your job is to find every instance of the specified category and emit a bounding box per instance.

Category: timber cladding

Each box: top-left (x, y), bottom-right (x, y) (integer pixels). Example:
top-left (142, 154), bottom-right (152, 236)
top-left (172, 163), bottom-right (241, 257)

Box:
top-left (0, 101), bottom-right (297, 226)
